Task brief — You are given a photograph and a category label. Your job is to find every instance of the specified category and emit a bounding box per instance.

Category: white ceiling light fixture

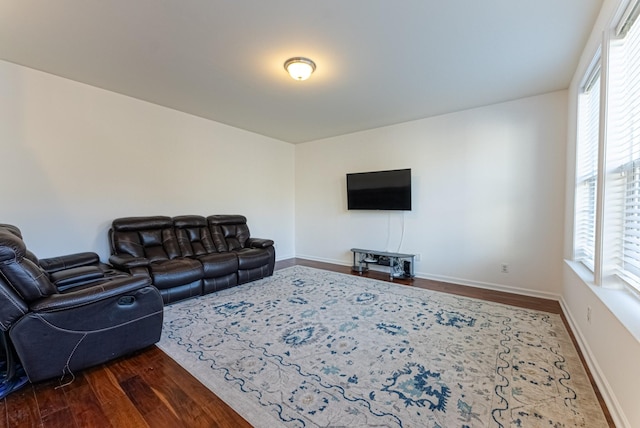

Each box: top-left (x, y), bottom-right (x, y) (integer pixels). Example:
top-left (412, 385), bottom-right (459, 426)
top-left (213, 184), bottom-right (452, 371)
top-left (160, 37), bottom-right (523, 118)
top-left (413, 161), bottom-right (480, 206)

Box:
top-left (284, 57), bottom-right (316, 81)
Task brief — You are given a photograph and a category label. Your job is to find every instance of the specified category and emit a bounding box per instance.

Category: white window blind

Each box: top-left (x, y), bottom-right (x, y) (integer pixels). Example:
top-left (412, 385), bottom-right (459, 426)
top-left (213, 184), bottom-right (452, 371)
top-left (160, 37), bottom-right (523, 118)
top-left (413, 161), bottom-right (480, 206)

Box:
top-left (609, 0), bottom-right (640, 290)
top-left (575, 64), bottom-right (601, 270)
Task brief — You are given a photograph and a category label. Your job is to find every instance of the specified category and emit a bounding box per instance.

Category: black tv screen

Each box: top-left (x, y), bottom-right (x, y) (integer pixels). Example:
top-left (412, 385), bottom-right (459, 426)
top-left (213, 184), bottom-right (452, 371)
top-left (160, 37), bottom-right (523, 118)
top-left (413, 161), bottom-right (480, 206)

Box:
top-left (346, 168), bottom-right (412, 211)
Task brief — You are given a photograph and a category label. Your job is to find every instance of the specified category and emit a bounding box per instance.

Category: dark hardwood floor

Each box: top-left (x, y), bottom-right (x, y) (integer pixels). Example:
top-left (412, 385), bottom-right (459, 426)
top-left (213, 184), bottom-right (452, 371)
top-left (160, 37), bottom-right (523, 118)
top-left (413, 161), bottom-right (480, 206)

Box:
top-left (1, 258), bottom-right (614, 427)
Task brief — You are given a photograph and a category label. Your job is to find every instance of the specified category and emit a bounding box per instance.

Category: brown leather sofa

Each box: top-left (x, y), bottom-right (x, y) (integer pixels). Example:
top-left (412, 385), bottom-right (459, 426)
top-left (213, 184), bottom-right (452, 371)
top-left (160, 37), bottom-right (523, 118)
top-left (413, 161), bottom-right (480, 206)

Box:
top-left (108, 215), bottom-right (275, 304)
top-left (0, 224), bottom-right (164, 383)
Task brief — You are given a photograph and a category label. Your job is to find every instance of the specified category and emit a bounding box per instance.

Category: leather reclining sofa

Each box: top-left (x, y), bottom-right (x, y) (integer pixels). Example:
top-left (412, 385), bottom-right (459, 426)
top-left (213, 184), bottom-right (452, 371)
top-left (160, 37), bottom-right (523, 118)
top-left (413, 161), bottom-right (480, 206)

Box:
top-left (0, 224), bottom-right (164, 383)
top-left (108, 215), bottom-right (275, 304)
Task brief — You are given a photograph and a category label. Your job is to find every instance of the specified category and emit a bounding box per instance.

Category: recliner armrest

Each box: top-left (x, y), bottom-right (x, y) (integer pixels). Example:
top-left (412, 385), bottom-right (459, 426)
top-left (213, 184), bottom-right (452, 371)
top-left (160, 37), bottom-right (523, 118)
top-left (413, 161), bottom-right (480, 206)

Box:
top-left (39, 252), bottom-right (101, 273)
top-left (109, 255), bottom-right (150, 270)
top-left (0, 277), bottom-right (28, 330)
top-left (50, 266), bottom-right (105, 291)
top-left (246, 238), bottom-right (274, 249)
top-left (29, 276), bottom-right (153, 312)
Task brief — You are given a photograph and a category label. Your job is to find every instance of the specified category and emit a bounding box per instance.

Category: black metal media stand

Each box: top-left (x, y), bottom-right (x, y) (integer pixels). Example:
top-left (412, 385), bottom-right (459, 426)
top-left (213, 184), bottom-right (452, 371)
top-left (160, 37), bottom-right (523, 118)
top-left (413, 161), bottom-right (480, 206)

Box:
top-left (350, 248), bottom-right (415, 280)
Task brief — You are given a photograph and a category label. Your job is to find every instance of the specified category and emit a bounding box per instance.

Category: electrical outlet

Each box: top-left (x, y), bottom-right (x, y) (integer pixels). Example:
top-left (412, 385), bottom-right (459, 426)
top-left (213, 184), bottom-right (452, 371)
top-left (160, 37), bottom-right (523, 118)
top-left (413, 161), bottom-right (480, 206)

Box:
top-left (415, 253), bottom-right (421, 262)
top-left (500, 263), bottom-right (509, 273)
top-left (587, 306), bottom-right (592, 324)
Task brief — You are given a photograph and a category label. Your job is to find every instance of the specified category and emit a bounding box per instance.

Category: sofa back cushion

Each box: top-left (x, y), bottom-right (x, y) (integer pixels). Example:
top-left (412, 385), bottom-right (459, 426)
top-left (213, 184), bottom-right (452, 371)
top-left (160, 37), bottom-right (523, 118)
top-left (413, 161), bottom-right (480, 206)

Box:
top-left (111, 216), bottom-right (180, 262)
top-left (0, 223), bottom-right (40, 265)
top-left (207, 215), bottom-right (250, 252)
top-left (173, 216), bottom-right (217, 256)
top-left (0, 229), bottom-right (57, 302)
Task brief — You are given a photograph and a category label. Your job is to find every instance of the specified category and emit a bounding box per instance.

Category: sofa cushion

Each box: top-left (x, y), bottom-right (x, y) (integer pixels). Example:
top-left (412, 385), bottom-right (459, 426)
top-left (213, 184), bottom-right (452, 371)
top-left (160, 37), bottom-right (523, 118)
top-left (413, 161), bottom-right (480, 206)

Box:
top-left (0, 224), bottom-right (39, 264)
top-left (198, 252), bottom-right (238, 277)
top-left (235, 248), bottom-right (272, 270)
top-left (0, 230), bottom-right (57, 301)
top-left (159, 282), bottom-right (203, 304)
top-left (111, 216), bottom-right (181, 261)
top-left (149, 258), bottom-right (203, 289)
top-left (174, 215), bottom-right (216, 257)
top-left (112, 216), bottom-right (173, 231)
top-left (207, 215), bottom-right (251, 252)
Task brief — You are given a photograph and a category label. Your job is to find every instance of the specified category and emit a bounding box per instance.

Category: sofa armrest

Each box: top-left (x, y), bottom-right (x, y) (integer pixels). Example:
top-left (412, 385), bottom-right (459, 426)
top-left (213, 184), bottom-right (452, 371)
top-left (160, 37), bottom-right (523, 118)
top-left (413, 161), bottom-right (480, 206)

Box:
top-left (0, 278), bottom-right (28, 330)
top-left (50, 266), bottom-right (105, 291)
top-left (109, 255), bottom-right (150, 270)
top-left (246, 238), bottom-right (274, 249)
top-left (39, 252), bottom-right (101, 273)
top-left (29, 276), bottom-right (153, 312)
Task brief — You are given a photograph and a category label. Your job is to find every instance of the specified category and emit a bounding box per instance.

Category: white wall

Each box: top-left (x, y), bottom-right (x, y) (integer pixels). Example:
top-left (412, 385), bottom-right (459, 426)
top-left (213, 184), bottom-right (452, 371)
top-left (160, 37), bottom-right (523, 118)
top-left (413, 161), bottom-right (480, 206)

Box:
top-left (563, 264), bottom-right (640, 428)
top-left (4, 25), bottom-right (636, 425)
top-left (0, 60), bottom-right (295, 260)
top-left (562, 0), bottom-right (640, 426)
top-left (295, 91), bottom-right (567, 299)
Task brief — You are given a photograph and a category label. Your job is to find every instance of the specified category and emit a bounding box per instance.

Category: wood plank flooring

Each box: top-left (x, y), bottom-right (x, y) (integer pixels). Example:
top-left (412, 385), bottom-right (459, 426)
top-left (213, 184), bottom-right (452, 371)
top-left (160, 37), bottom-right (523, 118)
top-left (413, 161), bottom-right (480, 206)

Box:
top-left (1, 258), bottom-right (614, 427)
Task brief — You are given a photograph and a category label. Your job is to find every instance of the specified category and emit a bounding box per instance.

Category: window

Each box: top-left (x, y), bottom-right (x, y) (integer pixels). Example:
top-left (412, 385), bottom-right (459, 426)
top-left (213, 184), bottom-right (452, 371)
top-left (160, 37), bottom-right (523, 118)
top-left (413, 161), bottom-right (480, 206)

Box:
top-left (574, 0), bottom-right (640, 293)
top-left (575, 62), bottom-right (601, 271)
top-left (605, 0), bottom-right (640, 291)
top-left (574, 0), bottom-right (640, 294)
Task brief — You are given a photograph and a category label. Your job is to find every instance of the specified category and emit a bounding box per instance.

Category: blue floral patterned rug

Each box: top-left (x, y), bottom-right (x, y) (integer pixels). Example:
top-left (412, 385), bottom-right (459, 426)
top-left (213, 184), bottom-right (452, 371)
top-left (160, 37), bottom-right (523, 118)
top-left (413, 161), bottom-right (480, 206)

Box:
top-left (157, 266), bottom-right (608, 427)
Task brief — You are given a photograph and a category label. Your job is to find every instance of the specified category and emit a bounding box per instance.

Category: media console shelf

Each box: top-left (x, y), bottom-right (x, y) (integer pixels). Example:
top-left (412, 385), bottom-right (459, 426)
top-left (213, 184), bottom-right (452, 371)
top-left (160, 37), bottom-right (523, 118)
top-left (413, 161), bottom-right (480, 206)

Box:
top-left (350, 248), bottom-right (415, 280)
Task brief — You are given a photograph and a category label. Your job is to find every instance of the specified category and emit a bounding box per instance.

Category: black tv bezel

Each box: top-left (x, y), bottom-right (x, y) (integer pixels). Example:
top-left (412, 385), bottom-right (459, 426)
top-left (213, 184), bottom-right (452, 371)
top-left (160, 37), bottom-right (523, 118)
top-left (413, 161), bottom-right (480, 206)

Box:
top-left (346, 168), bottom-right (412, 211)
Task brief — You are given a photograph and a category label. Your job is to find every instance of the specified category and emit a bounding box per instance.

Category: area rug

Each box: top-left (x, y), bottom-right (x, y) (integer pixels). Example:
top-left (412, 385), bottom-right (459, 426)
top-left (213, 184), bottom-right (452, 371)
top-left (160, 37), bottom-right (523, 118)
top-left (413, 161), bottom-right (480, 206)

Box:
top-left (157, 266), bottom-right (608, 427)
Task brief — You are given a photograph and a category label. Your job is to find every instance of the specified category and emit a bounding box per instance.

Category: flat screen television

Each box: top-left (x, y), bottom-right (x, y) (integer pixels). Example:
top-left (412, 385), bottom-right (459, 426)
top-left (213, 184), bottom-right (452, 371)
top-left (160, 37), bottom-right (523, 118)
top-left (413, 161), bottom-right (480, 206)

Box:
top-left (346, 168), bottom-right (412, 211)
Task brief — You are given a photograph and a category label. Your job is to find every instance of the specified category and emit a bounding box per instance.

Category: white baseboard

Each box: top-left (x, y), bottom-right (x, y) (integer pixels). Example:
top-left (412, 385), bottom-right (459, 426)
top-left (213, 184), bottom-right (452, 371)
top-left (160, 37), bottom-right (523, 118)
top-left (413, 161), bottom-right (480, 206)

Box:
top-left (414, 271), bottom-right (561, 301)
top-left (295, 254), bottom-right (560, 301)
top-left (559, 298), bottom-right (630, 428)
top-left (275, 252), bottom-right (296, 262)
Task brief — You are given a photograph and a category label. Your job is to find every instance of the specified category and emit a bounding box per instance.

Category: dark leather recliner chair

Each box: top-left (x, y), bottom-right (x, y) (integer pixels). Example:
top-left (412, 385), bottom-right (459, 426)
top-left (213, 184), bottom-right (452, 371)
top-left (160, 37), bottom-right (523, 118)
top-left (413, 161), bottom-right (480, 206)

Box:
top-left (0, 226), bottom-right (164, 383)
top-left (0, 223), bottom-right (125, 291)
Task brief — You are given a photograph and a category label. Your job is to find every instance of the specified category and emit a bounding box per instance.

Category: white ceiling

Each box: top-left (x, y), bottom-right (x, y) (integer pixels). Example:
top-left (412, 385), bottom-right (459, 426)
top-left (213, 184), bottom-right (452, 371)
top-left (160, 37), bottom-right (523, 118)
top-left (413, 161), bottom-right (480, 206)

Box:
top-left (0, 0), bottom-right (603, 143)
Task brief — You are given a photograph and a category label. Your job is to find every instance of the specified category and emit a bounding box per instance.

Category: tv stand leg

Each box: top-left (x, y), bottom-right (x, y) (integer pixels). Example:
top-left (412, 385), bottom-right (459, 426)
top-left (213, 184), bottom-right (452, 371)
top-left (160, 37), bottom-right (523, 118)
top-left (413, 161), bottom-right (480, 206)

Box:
top-left (351, 251), bottom-right (368, 274)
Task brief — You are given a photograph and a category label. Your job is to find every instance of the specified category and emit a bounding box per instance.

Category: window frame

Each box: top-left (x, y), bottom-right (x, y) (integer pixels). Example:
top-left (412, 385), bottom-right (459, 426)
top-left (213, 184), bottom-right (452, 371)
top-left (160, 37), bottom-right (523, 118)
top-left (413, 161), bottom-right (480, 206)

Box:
top-left (574, 56), bottom-right (602, 273)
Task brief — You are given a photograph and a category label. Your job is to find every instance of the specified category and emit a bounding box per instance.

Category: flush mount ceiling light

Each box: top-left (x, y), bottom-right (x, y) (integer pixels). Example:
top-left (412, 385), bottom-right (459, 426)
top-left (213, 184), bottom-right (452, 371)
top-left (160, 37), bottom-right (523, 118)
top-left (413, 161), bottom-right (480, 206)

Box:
top-left (284, 57), bottom-right (316, 81)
